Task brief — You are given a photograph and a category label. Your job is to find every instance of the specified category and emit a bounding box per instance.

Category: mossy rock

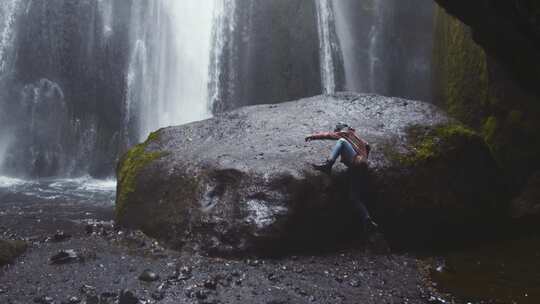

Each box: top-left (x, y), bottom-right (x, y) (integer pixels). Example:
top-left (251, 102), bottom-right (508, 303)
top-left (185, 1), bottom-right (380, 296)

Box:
top-left (377, 122), bottom-right (505, 246)
top-left (116, 130), bottom-right (168, 220)
top-left (0, 240), bottom-right (27, 266)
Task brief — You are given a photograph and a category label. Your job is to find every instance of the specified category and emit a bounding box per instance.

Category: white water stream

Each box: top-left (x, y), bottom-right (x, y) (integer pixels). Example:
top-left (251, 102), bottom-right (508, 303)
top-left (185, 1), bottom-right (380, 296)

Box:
top-left (315, 0), bottom-right (337, 94)
top-left (126, 0), bottom-right (222, 142)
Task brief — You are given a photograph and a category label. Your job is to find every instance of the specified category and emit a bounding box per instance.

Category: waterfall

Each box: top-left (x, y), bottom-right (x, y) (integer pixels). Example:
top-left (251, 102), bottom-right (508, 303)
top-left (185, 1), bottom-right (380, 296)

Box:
top-left (97, 0), bottom-right (113, 38)
top-left (367, 0), bottom-right (384, 92)
top-left (332, 0), bottom-right (361, 92)
top-left (209, 0), bottom-right (238, 113)
top-left (0, 0), bottom-right (22, 173)
top-left (315, 0), bottom-right (338, 94)
top-left (0, 0), bottom-right (21, 74)
top-left (126, 0), bottom-right (219, 143)
top-left (0, 0), bottom-right (435, 178)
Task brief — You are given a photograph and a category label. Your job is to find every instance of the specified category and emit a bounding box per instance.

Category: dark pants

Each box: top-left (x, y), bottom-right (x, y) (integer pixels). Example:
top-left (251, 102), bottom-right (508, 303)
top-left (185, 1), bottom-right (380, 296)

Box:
top-left (347, 165), bottom-right (372, 230)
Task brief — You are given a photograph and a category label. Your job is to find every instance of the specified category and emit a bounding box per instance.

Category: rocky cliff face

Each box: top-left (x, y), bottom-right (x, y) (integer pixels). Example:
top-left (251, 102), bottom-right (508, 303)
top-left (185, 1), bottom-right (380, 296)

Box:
top-left (434, 0), bottom-right (540, 96)
top-left (432, 4), bottom-right (540, 200)
top-left (116, 93), bottom-right (503, 255)
top-left (211, 0), bottom-right (323, 113)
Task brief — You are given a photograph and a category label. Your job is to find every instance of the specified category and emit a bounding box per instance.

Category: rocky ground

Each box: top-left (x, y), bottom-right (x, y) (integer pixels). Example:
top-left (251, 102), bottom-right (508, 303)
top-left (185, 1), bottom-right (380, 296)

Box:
top-left (0, 204), bottom-right (451, 304)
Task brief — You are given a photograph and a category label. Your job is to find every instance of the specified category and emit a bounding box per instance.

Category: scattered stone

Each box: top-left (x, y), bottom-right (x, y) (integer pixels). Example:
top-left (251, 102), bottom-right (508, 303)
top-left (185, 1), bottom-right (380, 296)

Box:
top-left (175, 266), bottom-right (192, 280)
top-left (139, 269), bottom-right (160, 282)
top-left (63, 296), bottom-right (81, 304)
top-left (80, 284), bottom-right (96, 295)
top-left (84, 295), bottom-right (99, 304)
top-left (100, 291), bottom-right (117, 298)
top-left (50, 249), bottom-right (79, 265)
top-left (247, 259), bottom-right (260, 267)
top-left (203, 278), bottom-right (217, 290)
top-left (195, 289), bottom-right (209, 300)
top-left (99, 293), bottom-right (117, 304)
top-left (84, 220), bottom-right (114, 236)
top-left (51, 231), bottom-right (71, 242)
top-left (267, 273), bottom-right (279, 282)
top-left (151, 290), bottom-right (165, 301)
top-left (33, 296), bottom-right (54, 304)
top-left (119, 290), bottom-right (139, 304)
top-left (349, 279), bottom-right (361, 287)
top-left (85, 225), bottom-right (94, 235)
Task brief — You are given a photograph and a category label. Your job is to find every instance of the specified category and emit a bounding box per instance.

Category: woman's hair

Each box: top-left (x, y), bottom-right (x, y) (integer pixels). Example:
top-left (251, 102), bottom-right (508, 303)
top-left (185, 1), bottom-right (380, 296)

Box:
top-left (334, 122), bottom-right (349, 132)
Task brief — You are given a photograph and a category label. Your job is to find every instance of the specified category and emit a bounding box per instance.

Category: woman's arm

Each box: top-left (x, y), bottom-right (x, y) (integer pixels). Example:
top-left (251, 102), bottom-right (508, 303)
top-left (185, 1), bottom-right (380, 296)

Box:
top-left (305, 132), bottom-right (341, 142)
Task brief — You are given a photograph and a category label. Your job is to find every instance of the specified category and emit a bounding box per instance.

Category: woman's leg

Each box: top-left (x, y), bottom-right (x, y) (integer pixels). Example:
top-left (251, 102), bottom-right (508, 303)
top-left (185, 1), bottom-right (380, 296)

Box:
top-left (330, 138), bottom-right (356, 164)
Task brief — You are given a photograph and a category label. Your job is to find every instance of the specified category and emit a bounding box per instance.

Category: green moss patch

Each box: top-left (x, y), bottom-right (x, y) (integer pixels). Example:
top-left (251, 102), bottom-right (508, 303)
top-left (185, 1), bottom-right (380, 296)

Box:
top-left (398, 123), bottom-right (479, 165)
top-left (116, 132), bottom-right (167, 218)
top-left (0, 240), bottom-right (27, 266)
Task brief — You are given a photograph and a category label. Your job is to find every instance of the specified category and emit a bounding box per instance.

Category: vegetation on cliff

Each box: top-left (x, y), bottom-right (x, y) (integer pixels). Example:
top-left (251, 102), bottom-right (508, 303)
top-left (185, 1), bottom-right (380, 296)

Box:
top-left (116, 131), bottom-right (167, 218)
top-left (433, 6), bottom-right (540, 186)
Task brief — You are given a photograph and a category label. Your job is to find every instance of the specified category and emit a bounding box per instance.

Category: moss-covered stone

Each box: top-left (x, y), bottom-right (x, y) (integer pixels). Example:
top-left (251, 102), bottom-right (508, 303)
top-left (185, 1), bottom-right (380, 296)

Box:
top-left (0, 240), bottom-right (27, 266)
top-left (396, 123), bottom-right (479, 166)
top-left (116, 132), bottom-right (167, 218)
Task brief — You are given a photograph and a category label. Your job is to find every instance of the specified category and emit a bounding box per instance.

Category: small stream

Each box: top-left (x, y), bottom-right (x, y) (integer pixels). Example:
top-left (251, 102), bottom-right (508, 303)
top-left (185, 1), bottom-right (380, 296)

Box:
top-left (0, 176), bottom-right (115, 237)
top-left (429, 237), bottom-right (540, 304)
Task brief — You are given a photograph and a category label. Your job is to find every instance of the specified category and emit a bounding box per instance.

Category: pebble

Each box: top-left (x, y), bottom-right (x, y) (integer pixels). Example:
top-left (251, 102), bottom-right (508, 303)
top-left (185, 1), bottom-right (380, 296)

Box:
top-left (139, 269), bottom-right (160, 282)
top-left (63, 296), bottom-right (81, 304)
top-left (151, 290), bottom-right (165, 301)
top-left (176, 266), bottom-right (192, 280)
top-left (119, 290), bottom-right (139, 304)
top-left (50, 249), bottom-right (79, 265)
top-left (203, 278), bottom-right (217, 289)
top-left (50, 230), bottom-right (71, 242)
top-left (33, 296), bottom-right (54, 304)
top-left (195, 289), bottom-right (209, 300)
top-left (80, 284), bottom-right (96, 295)
top-left (349, 279), bottom-right (361, 287)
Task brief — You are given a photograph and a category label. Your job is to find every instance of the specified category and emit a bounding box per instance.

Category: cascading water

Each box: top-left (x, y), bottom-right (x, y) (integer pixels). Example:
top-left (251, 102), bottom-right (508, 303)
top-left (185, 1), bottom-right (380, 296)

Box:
top-left (97, 0), bottom-right (113, 38)
top-left (315, 0), bottom-right (338, 94)
top-left (209, 0), bottom-right (238, 113)
top-left (0, 0), bottom-right (21, 74)
top-left (126, 0), bottom-right (220, 143)
top-left (0, 0), bottom-right (435, 179)
top-left (367, 0), bottom-right (384, 93)
top-left (0, 0), bottom-right (22, 173)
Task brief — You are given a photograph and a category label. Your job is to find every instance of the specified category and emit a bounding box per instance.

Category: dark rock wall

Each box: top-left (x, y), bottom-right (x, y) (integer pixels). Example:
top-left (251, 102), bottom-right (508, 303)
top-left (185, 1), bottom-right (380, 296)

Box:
top-left (433, 0), bottom-right (540, 96)
top-left (432, 5), bottom-right (540, 188)
top-left (212, 0), bottom-right (323, 112)
top-left (333, 0), bottom-right (435, 102)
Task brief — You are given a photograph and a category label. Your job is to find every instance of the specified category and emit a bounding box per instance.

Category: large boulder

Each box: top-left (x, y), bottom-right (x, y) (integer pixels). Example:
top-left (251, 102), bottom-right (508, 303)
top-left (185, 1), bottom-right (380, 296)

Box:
top-left (116, 93), bottom-right (503, 255)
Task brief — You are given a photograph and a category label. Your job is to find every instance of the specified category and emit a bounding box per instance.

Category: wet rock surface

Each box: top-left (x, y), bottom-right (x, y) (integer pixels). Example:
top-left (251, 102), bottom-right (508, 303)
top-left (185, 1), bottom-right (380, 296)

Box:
top-left (117, 93), bottom-right (502, 254)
